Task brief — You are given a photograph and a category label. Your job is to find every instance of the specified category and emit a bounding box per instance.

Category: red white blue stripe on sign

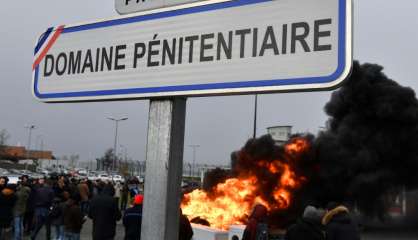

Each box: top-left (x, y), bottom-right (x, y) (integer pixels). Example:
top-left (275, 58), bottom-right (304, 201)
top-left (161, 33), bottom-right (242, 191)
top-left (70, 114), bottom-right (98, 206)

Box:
top-left (33, 26), bottom-right (65, 70)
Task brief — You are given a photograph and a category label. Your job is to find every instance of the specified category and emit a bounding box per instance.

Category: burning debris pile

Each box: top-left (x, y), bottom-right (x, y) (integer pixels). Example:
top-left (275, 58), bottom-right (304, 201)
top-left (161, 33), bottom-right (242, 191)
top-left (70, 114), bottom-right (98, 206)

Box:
top-left (181, 136), bottom-right (313, 230)
top-left (182, 61), bottom-right (418, 229)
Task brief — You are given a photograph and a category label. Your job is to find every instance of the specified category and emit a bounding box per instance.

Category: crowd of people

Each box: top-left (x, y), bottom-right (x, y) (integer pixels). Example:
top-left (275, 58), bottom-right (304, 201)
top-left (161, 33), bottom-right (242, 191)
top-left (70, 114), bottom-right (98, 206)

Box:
top-left (2, 172), bottom-right (360, 240)
top-left (0, 174), bottom-right (194, 240)
top-left (242, 203), bottom-right (361, 240)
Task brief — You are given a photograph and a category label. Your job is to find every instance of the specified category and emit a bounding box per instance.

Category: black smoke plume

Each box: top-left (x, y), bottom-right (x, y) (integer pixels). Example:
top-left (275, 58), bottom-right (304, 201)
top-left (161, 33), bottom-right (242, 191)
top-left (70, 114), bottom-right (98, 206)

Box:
top-left (314, 61), bottom-right (418, 216)
top-left (201, 61), bottom-right (418, 225)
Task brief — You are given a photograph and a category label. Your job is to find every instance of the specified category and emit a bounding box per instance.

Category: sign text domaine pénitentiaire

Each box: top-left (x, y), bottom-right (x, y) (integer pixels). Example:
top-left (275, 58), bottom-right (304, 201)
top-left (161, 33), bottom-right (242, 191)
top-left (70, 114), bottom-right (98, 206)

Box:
top-left (33, 0), bottom-right (352, 102)
top-left (43, 19), bottom-right (332, 77)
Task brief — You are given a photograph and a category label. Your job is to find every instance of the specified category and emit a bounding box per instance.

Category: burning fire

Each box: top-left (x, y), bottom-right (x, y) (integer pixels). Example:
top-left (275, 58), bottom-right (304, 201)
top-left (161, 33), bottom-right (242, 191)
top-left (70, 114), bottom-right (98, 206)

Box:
top-left (181, 137), bottom-right (309, 230)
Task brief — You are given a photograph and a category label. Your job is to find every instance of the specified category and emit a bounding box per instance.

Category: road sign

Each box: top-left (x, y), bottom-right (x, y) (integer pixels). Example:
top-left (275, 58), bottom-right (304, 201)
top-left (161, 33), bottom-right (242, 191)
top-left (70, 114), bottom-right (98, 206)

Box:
top-left (116, 0), bottom-right (203, 15)
top-left (32, 0), bottom-right (352, 103)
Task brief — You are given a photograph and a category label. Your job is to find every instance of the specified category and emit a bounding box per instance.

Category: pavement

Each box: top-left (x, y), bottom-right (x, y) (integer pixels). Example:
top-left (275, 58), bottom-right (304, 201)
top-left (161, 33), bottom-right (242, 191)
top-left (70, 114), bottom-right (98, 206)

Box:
top-left (3, 220), bottom-right (417, 240)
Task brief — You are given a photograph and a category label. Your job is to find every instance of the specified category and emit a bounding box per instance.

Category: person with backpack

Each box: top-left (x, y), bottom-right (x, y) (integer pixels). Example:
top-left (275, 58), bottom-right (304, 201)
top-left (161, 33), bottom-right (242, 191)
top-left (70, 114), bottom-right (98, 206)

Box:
top-left (242, 204), bottom-right (269, 240)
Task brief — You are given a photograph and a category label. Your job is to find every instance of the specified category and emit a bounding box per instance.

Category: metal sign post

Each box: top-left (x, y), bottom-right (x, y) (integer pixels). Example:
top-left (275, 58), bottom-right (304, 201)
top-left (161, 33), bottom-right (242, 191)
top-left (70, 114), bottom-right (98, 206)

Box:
top-left (141, 98), bottom-right (186, 240)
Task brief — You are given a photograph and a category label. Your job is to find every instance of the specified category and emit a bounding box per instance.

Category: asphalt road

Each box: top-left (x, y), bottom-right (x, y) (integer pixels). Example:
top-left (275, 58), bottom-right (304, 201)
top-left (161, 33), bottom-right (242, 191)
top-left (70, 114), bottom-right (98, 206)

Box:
top-left (5, 220), bottom-right (417, 240)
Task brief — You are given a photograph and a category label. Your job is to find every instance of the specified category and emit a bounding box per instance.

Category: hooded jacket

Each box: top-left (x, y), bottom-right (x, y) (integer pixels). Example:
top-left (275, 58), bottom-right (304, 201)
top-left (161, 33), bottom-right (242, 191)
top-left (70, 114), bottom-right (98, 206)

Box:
top-left (0, 187), bottom-right (17, 227)
top-left (322, 206), bottom-right (360, 240)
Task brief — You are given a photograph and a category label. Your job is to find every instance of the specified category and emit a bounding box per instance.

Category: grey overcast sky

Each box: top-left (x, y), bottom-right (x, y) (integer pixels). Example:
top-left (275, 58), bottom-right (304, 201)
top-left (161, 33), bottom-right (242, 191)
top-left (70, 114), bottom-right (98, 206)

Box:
top-left (0, 1), bottom-right (417, 165)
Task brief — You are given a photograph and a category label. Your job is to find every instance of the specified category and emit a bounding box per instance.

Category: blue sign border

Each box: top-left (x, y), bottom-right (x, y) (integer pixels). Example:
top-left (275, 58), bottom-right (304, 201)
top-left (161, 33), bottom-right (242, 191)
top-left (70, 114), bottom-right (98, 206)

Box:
top-left (33, 0), bottom-right (348, 100)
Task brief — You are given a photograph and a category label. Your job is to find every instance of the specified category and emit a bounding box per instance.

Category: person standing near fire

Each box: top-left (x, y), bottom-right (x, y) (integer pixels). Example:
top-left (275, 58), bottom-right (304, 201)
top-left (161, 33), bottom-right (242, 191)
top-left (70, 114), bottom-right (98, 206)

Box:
top-left (242, 204), bottom-right (269, 240)
top-left (179, 209), bottom-right (193, 240)
top-left (123, 194), bottom-right (143, 240)
top-left (321, 203), bottom-right (360, 240)
top-left (285, 205), bottom-right (326, 240)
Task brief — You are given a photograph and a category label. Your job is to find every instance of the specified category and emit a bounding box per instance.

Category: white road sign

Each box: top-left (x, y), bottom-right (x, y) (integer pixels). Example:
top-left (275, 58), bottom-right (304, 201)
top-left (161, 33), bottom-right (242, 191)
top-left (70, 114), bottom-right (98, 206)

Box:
top-left (116, 0), bottom-right (203, 15)
top-left (32, 0), bottom-right (352, 102)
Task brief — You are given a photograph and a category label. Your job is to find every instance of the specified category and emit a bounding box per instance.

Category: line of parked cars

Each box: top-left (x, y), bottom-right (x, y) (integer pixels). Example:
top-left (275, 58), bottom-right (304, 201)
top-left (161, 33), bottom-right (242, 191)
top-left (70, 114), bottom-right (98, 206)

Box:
top-left (87, 171), bottom-right (125, 182)
top-left (0, 167), bottom-right (44, 184)
top-left (0, 167), bottom-right (126, 184)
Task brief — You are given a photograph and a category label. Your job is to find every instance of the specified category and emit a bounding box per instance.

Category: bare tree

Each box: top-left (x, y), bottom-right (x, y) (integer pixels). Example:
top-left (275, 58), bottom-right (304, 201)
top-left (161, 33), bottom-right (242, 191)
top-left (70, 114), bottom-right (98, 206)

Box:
top-left (0, 129), bottom-right (10, 158)
top-left (68, 154), bottom-right (80, 169)
top-left (97, 149), bottom-right (115, 171)
top-left (0, 129), bottom-right (10, 146)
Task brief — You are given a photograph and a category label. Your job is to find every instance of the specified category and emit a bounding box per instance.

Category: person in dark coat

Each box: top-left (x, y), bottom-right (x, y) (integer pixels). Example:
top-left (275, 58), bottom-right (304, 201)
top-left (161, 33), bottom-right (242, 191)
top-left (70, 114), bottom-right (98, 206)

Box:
top-left (242, 204), bottom-right (268, 240)
top-left (50, 192), bottom-right (69, 240)
top-left (285, 206), bottom-right (325, 240)
top-left (123, 194), bottom-right (143, 240)
top-left (179, 209), bottom-right (193, 240)
top-left (120, 183), bottom-right (129, 211)
top-left (0, 179), bottom-right (17, 240)
top-left (24, 178), bottom-right (36, 235)
top-left (31, 177), bottom-right (55, 240)
top-left (322, 203), bottom-right (360, 240)
top-left (63, 193), bottom-right (85, 240)
top-left (88, 184), bottom-right (121, 240)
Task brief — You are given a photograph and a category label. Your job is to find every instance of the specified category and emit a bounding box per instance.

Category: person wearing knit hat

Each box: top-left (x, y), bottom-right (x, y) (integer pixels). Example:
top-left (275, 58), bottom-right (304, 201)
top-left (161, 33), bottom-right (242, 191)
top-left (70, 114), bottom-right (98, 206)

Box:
top-left (123, 194), bottom-right (143, 240)
top-left (285, 205), bottom-right (326, 240)
top-left (133, 194), bottom-right (143, 205)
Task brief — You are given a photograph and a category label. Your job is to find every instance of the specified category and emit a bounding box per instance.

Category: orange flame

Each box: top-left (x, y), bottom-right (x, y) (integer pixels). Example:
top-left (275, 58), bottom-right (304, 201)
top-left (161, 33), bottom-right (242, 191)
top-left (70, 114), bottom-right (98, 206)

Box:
top-left (181, 138), bottom-right (309, 230)
top-left (182, 177), bottom-right (259, 230)
top-left (285, 137), bottom-right (310, 155)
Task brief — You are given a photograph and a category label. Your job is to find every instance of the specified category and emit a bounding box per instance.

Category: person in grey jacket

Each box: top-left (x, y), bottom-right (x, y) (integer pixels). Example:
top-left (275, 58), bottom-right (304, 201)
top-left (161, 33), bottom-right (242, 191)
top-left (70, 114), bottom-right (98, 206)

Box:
top-left (13, 182), bottom-right (31, 240)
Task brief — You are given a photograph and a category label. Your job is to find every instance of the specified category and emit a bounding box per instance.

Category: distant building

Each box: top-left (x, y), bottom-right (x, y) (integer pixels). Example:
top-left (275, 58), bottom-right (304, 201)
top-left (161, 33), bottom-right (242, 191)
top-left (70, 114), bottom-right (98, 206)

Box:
top-left (267, 126), bottom-right (292, 145)
top-left (0, 145), bottom-right (54, 162)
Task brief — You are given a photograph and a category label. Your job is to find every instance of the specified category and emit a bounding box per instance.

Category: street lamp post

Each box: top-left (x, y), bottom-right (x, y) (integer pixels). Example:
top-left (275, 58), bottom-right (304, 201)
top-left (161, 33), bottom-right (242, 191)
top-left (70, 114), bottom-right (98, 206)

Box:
top-left (25, 125), bottom-right (36, 156)
top-left (189, 144), bottom-right (200, 178)
top-left (107, 117), bottom-right (128, 172)
top-left (253, 94), bottom-right (258, 138)
top-left (36, 135), bottom-right (44, 151)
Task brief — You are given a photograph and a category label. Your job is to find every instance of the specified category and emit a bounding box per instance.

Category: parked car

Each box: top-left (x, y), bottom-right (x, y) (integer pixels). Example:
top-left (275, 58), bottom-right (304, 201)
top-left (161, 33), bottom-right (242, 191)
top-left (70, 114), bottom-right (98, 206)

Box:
top-left (111, 175), bottom-right (124, 182)
top-left (87, 174), bottom-right (98, 181)
top-left (0, 168), bottom-right (10, 176)
top-left (97, 173), bottom-right (111, 181)
top-left (6, 175), bottom-right (20, 184)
